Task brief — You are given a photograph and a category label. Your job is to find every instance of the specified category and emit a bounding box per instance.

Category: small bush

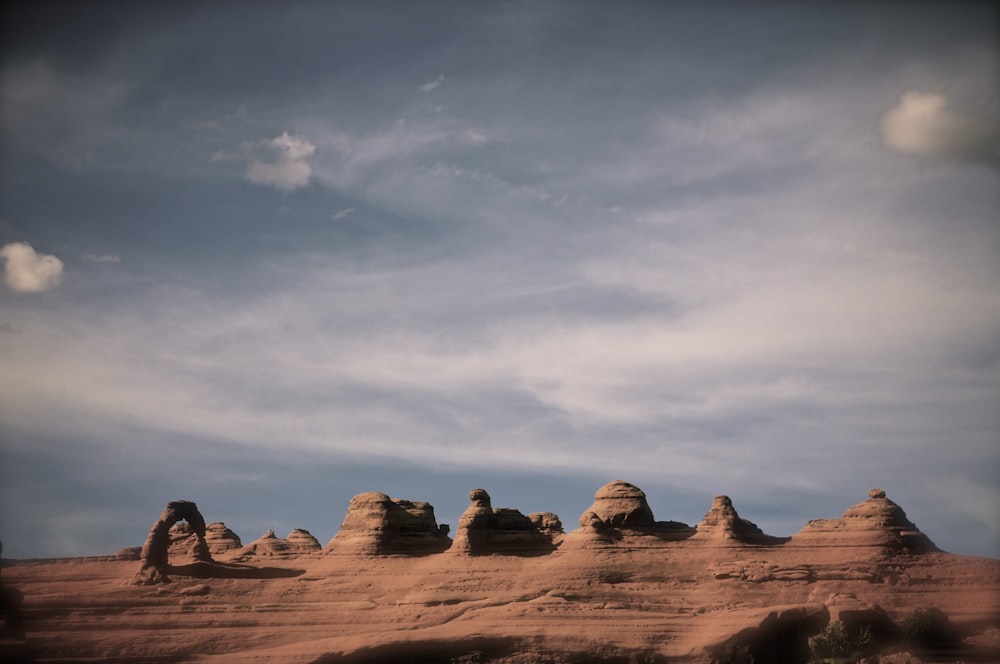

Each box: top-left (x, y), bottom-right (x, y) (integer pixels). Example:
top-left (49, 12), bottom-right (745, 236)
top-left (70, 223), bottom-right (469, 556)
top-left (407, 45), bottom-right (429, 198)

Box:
top-left (902, 606), bottom-right (958, 650)
top-left (808, 620), bottom-right (875, 663)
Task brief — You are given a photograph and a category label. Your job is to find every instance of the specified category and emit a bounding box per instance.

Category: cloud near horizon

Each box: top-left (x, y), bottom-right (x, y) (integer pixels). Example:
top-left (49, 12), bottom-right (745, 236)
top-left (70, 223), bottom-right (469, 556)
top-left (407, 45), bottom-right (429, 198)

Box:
top-left (1, 242), bottom-right (64, 293)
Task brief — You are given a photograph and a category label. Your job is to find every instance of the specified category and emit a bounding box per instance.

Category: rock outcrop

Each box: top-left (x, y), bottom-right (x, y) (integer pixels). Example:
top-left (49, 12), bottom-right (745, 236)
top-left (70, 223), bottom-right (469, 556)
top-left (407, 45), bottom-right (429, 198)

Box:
top-left (565, 481), bottom-right (694, 547)
top-left (693, 495), bottom-right (785, 545)
top-left (791, 488), bottom-right (939, 552)
top-left (133, 500), bottom-right (211, 585)
top-left (205, 522), bottom-right (242, 554)
top-left (241, 529), bottom-right (322, 557)
top-left (450, 489), bottom-right (559, 555)
top-left (325, 492), bottom-right (451, 555)
top-left (529, 512), bottom-right (563, 536)
top-left (166, 521), bottom-right (242, 557)
top-left (285, 528), bottom-right (322, 552)
top-left (586, 480), bottom-right (655, 528)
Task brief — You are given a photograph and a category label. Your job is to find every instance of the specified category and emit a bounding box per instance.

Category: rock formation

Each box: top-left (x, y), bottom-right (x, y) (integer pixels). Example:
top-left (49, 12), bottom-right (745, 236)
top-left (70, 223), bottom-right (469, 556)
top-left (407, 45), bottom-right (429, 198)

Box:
top-left (586, 480), bottom-right (655, 528)
top-left (285, 528), bottom-right (322, 552)
top-left (166, 521), bottom-right (241, 557)
top-left (565, 481), bottom-right (695, 547)
top-left (205, 522), bottom-right (242, 554)
top-left (12, 481), bottom-right (995, 663)
top-left (133, 500), bottom-right (211, 585)
top-left (791, 488), bottom-right (939, 552)
top-left (325, 492), bottom-right (451, 555)
top-left (529, 512), bottom-right (563, 537)
top-left (241, 529), bottom-right (322, 557)
top-left (693, 495), bottom-right (785, 545)
top-left (450, 489), bottom-right (559, 555)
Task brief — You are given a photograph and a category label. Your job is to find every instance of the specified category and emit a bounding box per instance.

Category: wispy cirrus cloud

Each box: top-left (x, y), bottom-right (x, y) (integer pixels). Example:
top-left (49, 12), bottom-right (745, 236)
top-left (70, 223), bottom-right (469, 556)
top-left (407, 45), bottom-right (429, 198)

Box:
top-left (420, 74), bottom-right (445, 92)
top-left (83, 253), bottom-right (121, 264)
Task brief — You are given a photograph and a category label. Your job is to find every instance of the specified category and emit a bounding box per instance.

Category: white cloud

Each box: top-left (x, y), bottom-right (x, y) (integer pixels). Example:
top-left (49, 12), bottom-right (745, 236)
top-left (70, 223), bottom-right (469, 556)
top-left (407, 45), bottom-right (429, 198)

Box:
top-left (332, 208), bottom-right (356, 220)
top-left (1, 242), bottom-right (64, 293)
top-left (244, 132), bottom-right (316, 191)
top-left (880, 90), bottom-right (998, 163)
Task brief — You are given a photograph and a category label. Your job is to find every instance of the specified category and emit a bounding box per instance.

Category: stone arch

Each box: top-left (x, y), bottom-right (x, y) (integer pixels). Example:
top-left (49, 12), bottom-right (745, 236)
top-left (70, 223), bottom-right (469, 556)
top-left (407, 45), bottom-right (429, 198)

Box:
top-left (133, 500), bottom-right (211, 585)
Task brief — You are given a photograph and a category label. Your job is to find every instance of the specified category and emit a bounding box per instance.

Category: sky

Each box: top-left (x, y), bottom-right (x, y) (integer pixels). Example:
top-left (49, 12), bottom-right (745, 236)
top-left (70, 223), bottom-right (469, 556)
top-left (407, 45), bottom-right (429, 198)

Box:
top-left (1, 1), bottom-right (998, 559)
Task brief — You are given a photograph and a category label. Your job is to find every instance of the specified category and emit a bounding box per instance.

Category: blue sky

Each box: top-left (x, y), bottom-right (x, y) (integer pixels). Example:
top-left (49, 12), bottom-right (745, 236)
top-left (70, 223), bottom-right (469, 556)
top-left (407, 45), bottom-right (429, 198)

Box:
top-left (1, 2), bottom-right (998, 559)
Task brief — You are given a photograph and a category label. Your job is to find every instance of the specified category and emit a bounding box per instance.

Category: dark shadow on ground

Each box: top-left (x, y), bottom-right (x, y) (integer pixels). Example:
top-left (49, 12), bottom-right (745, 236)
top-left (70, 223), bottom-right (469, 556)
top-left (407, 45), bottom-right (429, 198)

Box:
top-left (165, 561), bottom-right (304, 579)
top-left (310, 637), bottom-right (670, 664)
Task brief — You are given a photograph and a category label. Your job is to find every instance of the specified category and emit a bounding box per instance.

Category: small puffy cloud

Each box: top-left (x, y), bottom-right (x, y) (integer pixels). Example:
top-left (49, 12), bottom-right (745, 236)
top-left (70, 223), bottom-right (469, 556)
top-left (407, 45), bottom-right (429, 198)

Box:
top-left (880, 91), bottom-right (998, 164)
top-left (1, 242), bottom-right (64, 293)
top-left (332, 208), bottom-right (356, 220)
top-left (245, 132), bottom-right (316, 191)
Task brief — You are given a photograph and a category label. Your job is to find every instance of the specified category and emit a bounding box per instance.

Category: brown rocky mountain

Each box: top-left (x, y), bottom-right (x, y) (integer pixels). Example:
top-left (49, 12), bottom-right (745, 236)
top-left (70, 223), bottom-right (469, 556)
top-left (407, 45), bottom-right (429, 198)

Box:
top-left (1, 482), bottom-right (997, 663)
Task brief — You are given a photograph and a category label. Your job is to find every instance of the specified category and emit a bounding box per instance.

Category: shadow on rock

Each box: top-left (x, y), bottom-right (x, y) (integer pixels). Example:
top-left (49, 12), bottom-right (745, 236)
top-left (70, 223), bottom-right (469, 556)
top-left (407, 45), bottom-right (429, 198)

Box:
top-left (165, 561), bottom-right (304, 579)
top-left (311, 637), bottom-right (669, 664)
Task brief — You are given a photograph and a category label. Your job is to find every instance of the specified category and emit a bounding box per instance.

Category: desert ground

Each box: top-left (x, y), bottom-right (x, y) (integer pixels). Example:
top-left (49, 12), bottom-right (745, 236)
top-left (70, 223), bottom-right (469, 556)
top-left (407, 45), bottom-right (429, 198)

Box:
top-left (2, 483), bottom-right (998, 664)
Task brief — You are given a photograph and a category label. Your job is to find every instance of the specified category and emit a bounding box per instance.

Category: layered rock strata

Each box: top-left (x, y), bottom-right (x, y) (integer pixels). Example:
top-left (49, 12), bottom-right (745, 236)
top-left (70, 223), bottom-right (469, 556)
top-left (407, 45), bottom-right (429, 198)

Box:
top-left (241, 529), bottom-right (322, 556)
top-left (566, 480), bottom-right (695, 547)
top-left (791, 488), bottom-right (939, 552)
top-left (325, 492), bottom-right (451, 555)
top-left (168, 521), bottom-right (242, 557)
top-left (450, 489), bottom-right (559, 555)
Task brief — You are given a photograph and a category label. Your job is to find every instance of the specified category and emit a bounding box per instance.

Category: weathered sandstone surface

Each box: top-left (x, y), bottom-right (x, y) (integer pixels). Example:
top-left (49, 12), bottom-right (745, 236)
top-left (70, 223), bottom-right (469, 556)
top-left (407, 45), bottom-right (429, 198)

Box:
top-left (693, 495), bottom-right (786, 545)
top-left (240, 529), bottom-right (322, 557)
top-left (2, 485), bottom-right (997, 664)
top-left (324, 491), bottom-right (451, 555)
top-left (564, 480), bottom-right (696, 549)
top-left (169, 521), bottom-right (242, 557)
top-left (791, 488), bottom-right (940, 552)
top-left (450, 489), bottom-right (559, 555)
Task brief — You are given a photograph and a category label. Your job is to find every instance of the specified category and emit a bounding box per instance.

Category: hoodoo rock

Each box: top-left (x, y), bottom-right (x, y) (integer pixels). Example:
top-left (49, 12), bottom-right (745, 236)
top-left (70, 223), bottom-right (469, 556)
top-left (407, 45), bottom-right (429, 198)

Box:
top-left (205, 522), bottom-right (242, 554)
top-left (450, 489), bottom-right (558, 555)
top-left (565, 481), bottom-right (695, 547)
top-left (285, 528), bottom-right (322, 552)
top-left (325, 492), bottom-right (451, 555)
top-left (133, 500), bottom-right (211, 585)
top-left (241, 529), bottom-right (321, 557)
top-left (586, 480), bottom-right (655, 528)
top-left (694, 495), bottom-right (784, 545)
top-left (791, 489), bottom-right (939, 552)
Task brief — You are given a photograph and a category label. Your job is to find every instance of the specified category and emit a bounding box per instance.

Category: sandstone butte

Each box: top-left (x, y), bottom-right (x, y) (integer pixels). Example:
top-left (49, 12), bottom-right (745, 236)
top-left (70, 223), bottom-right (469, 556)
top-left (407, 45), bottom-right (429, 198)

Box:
top-left (1, 482), bottom-right (998, 664)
